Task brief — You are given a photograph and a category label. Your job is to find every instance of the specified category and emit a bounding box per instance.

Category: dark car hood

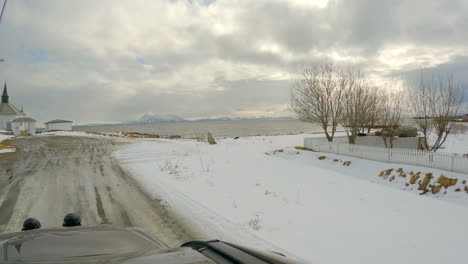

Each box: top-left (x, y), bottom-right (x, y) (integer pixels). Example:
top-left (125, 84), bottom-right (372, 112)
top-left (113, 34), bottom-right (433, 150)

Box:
top-left (0, 225), bottom-right (213, 264)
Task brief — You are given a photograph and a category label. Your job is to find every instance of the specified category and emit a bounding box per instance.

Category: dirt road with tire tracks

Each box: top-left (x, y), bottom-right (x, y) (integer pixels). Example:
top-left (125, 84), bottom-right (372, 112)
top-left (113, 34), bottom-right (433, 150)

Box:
top-left (0, 135), bottom-right (194, 247)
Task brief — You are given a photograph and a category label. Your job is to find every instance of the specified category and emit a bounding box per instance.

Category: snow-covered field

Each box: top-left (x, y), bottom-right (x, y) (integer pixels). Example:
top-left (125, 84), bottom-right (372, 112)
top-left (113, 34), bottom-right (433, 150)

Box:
top-left (114, 133), bottom-right (468, 264)
top-left (0, 133), bottom-right (15, 153)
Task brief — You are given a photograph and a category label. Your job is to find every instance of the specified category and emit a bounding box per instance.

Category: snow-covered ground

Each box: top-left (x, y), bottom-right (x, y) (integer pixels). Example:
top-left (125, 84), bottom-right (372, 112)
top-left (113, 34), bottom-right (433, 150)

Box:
top-left (437, 130), bottom-right (468, 154)
top-left (0, 133), bottom-right (13, 142)
top-left (0, 133), bottom-right (15, 153)
top-left (114, 132), bottom-right (468, 264)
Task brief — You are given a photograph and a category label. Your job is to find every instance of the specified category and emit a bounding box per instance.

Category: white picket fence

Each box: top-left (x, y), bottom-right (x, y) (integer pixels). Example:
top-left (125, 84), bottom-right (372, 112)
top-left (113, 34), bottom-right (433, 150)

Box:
top-left (304, 137), bottom-right (468, 174)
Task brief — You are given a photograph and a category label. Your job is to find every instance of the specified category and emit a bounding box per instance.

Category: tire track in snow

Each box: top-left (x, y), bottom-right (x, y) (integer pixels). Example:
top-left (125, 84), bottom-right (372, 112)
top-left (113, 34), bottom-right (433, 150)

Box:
top-left (0, 136), bottom-right (195, 247)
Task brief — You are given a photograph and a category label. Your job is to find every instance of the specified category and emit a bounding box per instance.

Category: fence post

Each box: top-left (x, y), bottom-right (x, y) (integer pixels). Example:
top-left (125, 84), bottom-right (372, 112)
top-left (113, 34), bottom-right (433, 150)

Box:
top-left (451, 154), bottom-right (455, 172)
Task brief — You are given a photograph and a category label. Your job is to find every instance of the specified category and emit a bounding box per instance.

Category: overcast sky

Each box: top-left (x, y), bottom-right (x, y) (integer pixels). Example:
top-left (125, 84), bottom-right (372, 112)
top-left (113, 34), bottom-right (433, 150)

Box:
top-left (0, 0), bottom-right (467, 124)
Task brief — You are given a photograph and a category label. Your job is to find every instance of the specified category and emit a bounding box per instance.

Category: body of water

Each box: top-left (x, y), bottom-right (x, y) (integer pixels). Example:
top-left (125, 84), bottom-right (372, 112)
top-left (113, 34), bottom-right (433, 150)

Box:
top-left (76, 119), bottom-right (325, 138)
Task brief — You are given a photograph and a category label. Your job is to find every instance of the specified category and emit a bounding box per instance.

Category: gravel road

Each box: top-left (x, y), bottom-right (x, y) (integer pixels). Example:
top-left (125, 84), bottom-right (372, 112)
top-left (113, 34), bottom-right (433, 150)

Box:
top-left (0, 136), bottom-right (194, 247)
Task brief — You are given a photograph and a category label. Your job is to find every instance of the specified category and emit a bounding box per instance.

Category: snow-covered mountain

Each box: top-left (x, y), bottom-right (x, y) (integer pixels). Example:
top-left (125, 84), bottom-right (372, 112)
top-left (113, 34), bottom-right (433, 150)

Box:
top-left (75, 115), bottom-right (297, 127)
top-left (126, 114), bottom-right (187, 124)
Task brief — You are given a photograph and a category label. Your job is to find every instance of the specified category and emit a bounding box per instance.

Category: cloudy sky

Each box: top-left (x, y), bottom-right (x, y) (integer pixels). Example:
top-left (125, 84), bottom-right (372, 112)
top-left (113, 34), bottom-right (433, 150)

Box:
top-left (0, 0), bottom-right (467, 124)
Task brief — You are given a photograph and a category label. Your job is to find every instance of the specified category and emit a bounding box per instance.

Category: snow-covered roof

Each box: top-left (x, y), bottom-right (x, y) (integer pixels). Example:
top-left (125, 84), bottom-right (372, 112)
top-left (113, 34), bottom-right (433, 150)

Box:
top-left (11, 117), bottom-right (36, 123)
top-left (45, 119), bottom-right (73, 124)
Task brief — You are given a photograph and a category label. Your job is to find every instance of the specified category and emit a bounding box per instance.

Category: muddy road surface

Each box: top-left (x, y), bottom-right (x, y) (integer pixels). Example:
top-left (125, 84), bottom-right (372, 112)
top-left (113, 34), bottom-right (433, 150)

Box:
top-left (0, 136), bottom-right (193, 247)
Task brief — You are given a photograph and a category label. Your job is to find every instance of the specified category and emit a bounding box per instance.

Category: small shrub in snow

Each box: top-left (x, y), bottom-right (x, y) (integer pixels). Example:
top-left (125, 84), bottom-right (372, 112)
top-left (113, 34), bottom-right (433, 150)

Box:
top-left (389, 176), bottom-right (395, 182)
top-left (455, 188), bottom-right (461, 192)
top-left (465, 186), bottom-right (468, 194)
top-left (248, 215), bottom-right (261, 230)
top-left (385, 169), bottom-right (393, 176)
top-left (463, 180), bottom-right (466, 185)
top-left (396, 168), bottom-right (403, 173)
top-left (379, 171), bottom-right (385, 177)
top-left (342, 161), bottom-right (351, 166)
top-left (318, 156), bottom-right (327, 160)
top-left (410, 174), bottom-right (420, 185)
top-left (294, 146), bottom-right (316, 152)
top-left (333, 159), bottom-right (339, 162)
top-left (160, 160), bottom-right (180, 176)
top-left (431, 185), bottom-right (442, 194)
top-left (437, 175), bottom-right (457, 189)
top-left (418, 173), bottom-right (433, 193)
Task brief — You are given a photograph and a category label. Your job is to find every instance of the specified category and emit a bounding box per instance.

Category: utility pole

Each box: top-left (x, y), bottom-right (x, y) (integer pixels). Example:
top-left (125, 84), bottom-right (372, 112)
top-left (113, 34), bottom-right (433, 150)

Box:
top-left (0, 0), bottom-right (8, 62)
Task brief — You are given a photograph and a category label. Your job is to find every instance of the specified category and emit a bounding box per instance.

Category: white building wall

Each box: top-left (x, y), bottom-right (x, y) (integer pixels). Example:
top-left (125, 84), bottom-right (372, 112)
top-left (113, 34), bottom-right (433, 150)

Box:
top-left (46, 122), bottom-right (73, 131)
top-left (12, 121), bottom-right (36, 135)
top-left (28, 122), bottom-right (36, 135)
top-left (0, 115), bottom-right (24, 131)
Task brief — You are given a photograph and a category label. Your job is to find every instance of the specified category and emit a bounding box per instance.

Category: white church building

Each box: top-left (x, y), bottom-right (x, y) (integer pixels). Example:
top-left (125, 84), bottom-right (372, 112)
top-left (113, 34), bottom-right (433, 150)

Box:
top-left (0, 83), bottom-right (37, 135)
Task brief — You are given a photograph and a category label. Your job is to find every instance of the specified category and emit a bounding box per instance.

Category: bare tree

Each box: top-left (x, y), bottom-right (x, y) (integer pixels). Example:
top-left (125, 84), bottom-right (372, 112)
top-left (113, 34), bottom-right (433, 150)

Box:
top-left (290, 61), bottom-right (346, 142)
top-left (408, 73), bottom-right (464, 151)
top-left (340, 72), bottom-right (378, 144)
top-left (379, 89), bottom-right (405, 148)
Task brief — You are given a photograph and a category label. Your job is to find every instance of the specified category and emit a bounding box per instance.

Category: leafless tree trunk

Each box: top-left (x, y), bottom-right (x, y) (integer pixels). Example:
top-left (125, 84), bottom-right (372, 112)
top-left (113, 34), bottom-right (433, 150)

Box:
top-left (290, 61), bottom-right (346, 142)
top-left (340, 72), bottom-right (377, 144)
top-left (379, 89), bottom-right (405, 148)
top-left (408, 73), bottom-right (464, 151)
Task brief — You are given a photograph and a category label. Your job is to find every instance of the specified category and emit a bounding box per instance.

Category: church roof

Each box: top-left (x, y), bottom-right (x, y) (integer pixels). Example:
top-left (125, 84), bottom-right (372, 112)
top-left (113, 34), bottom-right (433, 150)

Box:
top-left (45, 119), bottom-right (73, 124)
top-left (0, 102), bottom-right (25, 115)
top-left (0, 83), bottom-right (27, 116)
top-left (2, 83), bottom-right (7, 96)
top-left (12, 117), bottom-right (36, 123)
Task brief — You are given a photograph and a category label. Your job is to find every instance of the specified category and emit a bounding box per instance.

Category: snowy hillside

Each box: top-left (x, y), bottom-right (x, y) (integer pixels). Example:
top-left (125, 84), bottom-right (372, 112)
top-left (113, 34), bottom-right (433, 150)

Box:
top-left (114, 133), bottom-right (468, 264)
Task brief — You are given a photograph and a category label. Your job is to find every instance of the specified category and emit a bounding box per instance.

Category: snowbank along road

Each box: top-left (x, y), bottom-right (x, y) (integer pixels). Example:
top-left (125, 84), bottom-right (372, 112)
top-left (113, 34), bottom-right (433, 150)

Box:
top-left (0, 136), bottom-right (194, 247)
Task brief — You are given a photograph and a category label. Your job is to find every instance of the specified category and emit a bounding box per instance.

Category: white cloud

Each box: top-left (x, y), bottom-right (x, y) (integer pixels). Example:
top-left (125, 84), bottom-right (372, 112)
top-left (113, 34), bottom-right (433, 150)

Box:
top-left (0, 0), bottom-right (467, 123)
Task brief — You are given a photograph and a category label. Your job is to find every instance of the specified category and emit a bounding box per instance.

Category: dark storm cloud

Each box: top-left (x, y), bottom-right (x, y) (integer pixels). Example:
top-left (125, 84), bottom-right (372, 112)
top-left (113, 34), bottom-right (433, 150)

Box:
top-left (0, 0), bottom-right (467, 123)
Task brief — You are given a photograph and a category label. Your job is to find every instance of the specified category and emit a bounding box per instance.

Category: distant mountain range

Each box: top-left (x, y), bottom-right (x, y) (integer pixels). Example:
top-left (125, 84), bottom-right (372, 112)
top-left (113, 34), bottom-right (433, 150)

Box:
top-left (75, 114), bottom-right (296, 127)
top-left (125, 114), bottom-right (187, 124)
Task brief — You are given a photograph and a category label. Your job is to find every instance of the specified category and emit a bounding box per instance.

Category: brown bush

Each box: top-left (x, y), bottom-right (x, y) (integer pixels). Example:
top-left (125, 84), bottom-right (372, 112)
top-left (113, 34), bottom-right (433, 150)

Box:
top-left (400, 173), bottom-right (406, 178)
top-left (333, 159), bottom-right (340, 162)
top-left (396, 168), bottom-right (403, 173)
top-left (342, 161), bottom-right (352, 166)
top-left (437, 175), bottom-right (458, 189)
top-left (463, 180), bottom-right (466, 185)
top-left (409, 171), bottom-right (414, 176)
top-left (455, 188), bottom-right (461, 192)
top-left (410, 175), bottom-right (420, 185)
top-left (0, 139), bottom-right (14, 153)
top-left (389, 176), bottom-right (395, 182)
top-left (464, 186), bottom-right (468, 194)
top-left (418, 173), bottom-right (433, 193)
top-left (19, 131), bottom-right (30, 136)
top-left (318, 156), bottom-right (327, 160)
top-left (385, 169), bottom-right (393, 176)
top-left (431, 185), bottom-right (442, 194)
top-left (379, 171), bottom-right (385, 177)
top-left (294, 146), bottom-right (317, 152)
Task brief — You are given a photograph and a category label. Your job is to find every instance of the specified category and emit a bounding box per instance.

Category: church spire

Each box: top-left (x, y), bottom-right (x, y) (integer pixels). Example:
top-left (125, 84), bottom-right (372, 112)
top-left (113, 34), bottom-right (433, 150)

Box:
top-left (1, 82), bottom-right (9, 103)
